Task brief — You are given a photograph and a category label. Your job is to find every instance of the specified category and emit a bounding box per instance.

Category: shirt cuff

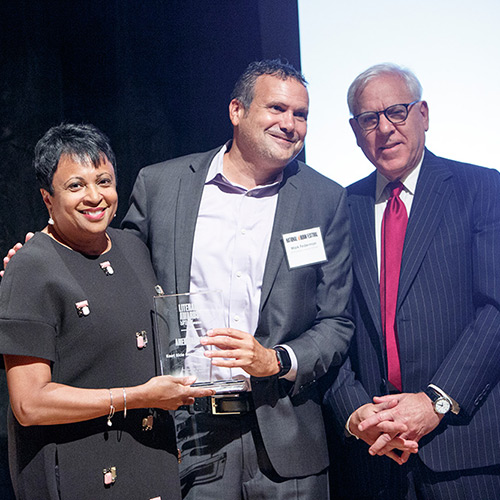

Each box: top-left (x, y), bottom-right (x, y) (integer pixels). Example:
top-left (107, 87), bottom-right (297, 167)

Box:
top-left (345, 413), bottom-right (359, 439)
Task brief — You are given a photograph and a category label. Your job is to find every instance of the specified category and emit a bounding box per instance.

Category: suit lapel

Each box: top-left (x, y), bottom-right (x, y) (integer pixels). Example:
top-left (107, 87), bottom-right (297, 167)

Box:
top-left (259, 162), bottom-right (301, 314)
top-left (348, 173), bottom-right (383, 335)
top-left (398, 150), bottom-right (453, 305)
top-left (348, 151), bottom-right (453, 373)
top-left (174, 150), bottom-right (219, 293)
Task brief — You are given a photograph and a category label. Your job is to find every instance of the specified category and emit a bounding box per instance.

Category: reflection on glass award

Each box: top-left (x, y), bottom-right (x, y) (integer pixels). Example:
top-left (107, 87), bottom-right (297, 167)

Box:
top-left (153, 289), bottom-right (247, 393)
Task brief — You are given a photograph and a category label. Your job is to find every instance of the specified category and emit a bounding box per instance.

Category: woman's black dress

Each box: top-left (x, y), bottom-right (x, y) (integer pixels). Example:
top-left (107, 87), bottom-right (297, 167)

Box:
top-left (0, 228), bottom-right (181, 500)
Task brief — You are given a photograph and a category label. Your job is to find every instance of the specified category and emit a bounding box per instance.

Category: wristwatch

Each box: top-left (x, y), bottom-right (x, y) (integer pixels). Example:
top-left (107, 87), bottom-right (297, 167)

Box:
top-left (424, 386), bottom-right (452, 415)
top-left (273, 346), bottom-right (291, 377)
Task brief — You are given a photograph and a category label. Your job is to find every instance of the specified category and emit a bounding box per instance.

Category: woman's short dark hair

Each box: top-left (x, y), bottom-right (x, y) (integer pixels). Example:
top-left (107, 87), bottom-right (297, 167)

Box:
top-left (230, 59), bottom-right (307, 111)
top-left (34, 123), bottom-right (117, 194)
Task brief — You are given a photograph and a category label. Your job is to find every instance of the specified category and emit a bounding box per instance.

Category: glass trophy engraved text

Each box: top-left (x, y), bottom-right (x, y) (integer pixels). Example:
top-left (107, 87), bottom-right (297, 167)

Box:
top-left (153, 289), bottom-right (247, 393)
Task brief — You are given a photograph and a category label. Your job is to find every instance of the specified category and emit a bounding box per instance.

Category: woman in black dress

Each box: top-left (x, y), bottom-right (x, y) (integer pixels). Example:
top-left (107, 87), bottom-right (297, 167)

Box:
top-left (0, 124), bottom-right (213, 499)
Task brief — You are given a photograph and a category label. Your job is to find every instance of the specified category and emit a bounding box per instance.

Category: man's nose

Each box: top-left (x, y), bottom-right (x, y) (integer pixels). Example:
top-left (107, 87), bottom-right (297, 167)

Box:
top-left (279, 111), bottom-right (295, 133)
top-left (377, 113), bottom-right (395, 134)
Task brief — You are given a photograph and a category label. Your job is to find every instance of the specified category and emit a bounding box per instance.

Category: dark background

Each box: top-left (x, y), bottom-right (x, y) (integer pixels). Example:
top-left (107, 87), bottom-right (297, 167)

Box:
top-left (0, 1), bottom-right (302, 496)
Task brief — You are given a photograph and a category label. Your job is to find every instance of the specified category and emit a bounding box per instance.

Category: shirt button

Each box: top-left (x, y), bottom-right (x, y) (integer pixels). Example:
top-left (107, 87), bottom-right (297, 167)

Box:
top-left (240, 229), bottom-right (246, 235)
top-left (236, 271), bottom-right (242, 278)
top-left (234, 315), bottom-right (240, 322)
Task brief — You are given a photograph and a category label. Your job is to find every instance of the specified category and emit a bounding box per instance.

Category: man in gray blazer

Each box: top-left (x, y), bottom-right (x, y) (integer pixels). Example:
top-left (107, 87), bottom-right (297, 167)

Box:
top-left (122, 60), bottom-right (353, 499)
top-left (324, 63), bottom-right (500, 499)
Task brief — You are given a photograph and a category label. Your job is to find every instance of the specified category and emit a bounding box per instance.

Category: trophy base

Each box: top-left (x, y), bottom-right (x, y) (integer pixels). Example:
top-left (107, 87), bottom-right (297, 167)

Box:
top-left (192, 379), bottom-right (249, 394)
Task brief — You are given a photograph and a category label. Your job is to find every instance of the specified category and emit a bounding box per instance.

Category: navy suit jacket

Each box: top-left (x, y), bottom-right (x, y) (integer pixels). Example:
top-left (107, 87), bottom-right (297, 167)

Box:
top-left (122, 146), bottom-right (354, 478)
top-left (325, 150), bottom-right (500, 488)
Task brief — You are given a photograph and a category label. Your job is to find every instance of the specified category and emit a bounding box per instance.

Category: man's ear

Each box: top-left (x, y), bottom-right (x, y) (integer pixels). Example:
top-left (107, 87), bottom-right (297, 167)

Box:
top-left (228, 98), bottom-right (245, 127)
top-left (419, 100), bottom-right (429, 132)
top-left (350, 118), bottom-right (362, 147)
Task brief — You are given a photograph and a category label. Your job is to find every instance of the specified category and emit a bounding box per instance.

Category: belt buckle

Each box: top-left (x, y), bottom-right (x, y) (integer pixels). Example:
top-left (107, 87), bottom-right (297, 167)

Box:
top-left (210, 394), bottom-right (242, 415)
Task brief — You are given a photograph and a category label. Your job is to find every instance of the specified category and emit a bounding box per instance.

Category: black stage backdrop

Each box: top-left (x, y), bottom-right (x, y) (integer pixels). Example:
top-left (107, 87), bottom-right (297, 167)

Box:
top-left (0, 1), bottom-right (301, 496)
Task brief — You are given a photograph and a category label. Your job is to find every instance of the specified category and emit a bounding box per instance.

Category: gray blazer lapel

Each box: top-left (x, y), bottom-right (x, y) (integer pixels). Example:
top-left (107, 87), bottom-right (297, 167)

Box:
top-left (348, 173), bottom-right (383, 335)
top-left (398, 150), bottom-right (453, 305)
top-left (174, 149), bottom-right (220, 293)
top-left (259, 163), bottom-right (301, 313)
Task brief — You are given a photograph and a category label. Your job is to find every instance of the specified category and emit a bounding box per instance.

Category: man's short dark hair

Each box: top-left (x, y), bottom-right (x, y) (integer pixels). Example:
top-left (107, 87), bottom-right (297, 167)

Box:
top-left (34, 123), bottom-right (117, 194)
top-left (230, 59), bottom-right (307, 110)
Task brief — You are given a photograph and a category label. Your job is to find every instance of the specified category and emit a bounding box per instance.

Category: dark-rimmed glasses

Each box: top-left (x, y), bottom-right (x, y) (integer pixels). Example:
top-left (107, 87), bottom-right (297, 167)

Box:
top-left (353, 100), bottom-right (419, 131)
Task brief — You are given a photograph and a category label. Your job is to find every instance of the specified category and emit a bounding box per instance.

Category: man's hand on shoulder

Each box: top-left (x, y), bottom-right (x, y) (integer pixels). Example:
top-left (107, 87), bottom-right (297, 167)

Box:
top-left (1, 232), bottom-right (34, 277)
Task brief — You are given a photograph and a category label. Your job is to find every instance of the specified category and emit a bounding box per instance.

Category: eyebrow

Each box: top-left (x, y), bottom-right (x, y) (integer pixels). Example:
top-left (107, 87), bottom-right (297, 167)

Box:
top-left (95, 171), bottom-right (114, 178)
top-left (267, 100), bottom-right (308, 114)
top-left (63, 176), bottom-right (85, 183)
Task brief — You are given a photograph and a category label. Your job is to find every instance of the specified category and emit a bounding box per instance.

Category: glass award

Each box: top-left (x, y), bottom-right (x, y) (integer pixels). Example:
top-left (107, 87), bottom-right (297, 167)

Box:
top-left (153, 289), bottom-right (247, 393)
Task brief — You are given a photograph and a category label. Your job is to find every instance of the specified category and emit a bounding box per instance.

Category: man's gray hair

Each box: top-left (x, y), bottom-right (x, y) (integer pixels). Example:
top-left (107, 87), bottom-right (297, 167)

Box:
top-left (347, 63), bottom-right (423, 116)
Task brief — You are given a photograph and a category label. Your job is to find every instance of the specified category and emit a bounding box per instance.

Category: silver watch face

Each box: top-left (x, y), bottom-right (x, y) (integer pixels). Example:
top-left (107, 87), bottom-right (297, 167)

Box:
top-left (434, 397), bottom-right (451, 414)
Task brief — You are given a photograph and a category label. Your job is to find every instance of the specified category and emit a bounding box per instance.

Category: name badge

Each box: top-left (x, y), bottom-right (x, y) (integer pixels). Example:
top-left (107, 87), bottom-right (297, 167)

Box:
top-left (282, 227), bottom-right (327, 269)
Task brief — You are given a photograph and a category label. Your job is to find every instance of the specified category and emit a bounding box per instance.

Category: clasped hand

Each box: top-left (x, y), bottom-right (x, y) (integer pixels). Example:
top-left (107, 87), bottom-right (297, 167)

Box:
top-left (350, 392), bottom-right (442, 465)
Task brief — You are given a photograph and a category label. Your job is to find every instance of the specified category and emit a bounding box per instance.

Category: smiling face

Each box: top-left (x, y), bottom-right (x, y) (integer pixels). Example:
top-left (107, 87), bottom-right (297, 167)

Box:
top-left (350, 73), bottom-right (429, 181)
top-left (230, 74), bottom-right (309, 173)
top-left (41, 153), bottom-right (118, 254)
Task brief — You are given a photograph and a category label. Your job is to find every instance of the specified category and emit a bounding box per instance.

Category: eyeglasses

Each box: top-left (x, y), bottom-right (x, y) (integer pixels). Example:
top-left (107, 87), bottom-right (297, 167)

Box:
top-left (353, 100), bottom-right (419, 131)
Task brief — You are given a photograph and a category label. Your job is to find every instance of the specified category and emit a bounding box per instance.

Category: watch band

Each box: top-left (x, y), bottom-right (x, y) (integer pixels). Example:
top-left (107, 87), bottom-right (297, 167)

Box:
top-left (273, 346), bottom-right (291, 377)
top-left (428, 383), bottom-right (460, 414)
top-left (425, 386), bottom-right (452, 415)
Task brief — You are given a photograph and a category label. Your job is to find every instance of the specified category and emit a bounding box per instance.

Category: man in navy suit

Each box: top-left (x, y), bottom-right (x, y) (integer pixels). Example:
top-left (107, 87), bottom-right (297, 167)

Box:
top-left (324, 63), bottom-right (500, 499)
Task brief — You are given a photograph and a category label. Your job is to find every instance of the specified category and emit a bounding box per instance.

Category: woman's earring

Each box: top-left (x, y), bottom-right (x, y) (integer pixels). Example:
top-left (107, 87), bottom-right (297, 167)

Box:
top-left (48, 217), bottom-right (54, 225)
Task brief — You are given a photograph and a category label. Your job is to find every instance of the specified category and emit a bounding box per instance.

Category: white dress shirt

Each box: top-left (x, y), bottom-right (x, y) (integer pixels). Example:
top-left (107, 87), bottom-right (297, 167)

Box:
top-left (190, 144), bottom-right (297, 383)
top-left (375, 159), bottom-right (423, 280)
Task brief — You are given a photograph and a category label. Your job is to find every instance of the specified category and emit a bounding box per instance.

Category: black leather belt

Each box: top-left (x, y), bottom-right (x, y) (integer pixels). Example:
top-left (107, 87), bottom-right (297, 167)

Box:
top-left (180, 393), bottom-right (253, 415)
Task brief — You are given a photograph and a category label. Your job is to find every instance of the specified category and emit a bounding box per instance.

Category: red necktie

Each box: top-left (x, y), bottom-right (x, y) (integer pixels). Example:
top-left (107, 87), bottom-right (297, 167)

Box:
top-left (380, 181), bottom-right (407, 392)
